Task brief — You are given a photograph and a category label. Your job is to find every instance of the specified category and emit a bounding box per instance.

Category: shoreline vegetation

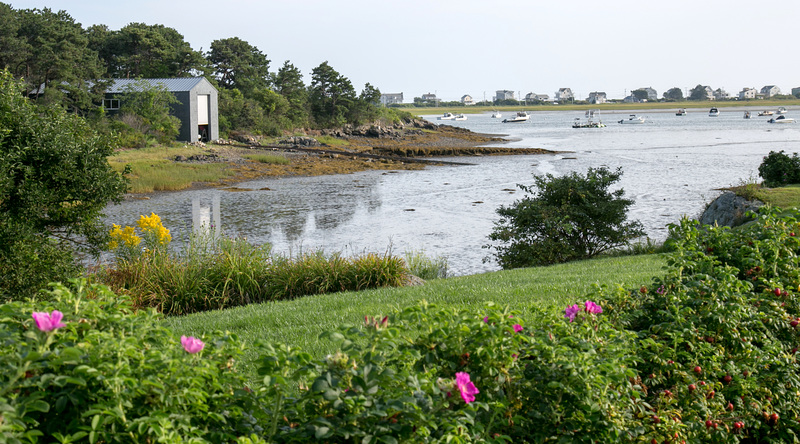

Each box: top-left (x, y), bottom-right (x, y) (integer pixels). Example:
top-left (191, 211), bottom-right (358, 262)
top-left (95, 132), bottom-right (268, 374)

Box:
top-left (111, 121), bottom-right (558, 194)
top-left (111, 100), bottom-right (800, 195)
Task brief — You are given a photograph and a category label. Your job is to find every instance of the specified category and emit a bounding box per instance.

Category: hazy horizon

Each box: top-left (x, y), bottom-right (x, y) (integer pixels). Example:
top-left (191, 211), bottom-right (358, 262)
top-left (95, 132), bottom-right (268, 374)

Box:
top-left (8, 0), bottom-right (800, 102)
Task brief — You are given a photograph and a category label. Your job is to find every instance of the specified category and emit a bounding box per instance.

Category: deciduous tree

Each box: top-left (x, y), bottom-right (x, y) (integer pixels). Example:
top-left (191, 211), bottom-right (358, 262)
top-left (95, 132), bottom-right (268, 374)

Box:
top-left (486, 167), bottom-right (644, 269)
top-left (0, 70), bottom-right (127, 299)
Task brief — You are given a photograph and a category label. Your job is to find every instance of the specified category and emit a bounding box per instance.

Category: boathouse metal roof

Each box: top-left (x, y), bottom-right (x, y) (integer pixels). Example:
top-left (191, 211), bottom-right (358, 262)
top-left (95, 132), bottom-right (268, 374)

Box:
top-left (105, 77), bottom-right (209, 93)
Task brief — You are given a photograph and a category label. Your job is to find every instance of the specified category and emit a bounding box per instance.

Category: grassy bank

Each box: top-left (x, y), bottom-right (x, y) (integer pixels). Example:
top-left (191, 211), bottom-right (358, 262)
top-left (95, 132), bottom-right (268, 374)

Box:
top-left (164, 253), bottom-right (666, 376)
top-left (405, 99), bottom-right (800, 115)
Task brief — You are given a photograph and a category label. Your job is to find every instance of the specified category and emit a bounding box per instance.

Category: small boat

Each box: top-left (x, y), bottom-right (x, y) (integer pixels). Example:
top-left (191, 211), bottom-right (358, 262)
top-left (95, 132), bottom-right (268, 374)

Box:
top-left (758, 110), bottom-right (774, 116)
top-left (572, 110), bottom-right (605, 128)
top-left (454, 114), bottom-right (467, 121)
top-left (491, 110), bottom-right (502, 118)
top-left (778, 107), bottom-right (787, 114)
top-left (619, 114), bottom-right (646, 124)
top-left (503, 111), bottom-right (530, 123)
top-left (768, 115), bottom-right (796, 124)
top-left (709, 107), bottom-right (719, 117)
top-left (437, 112), bottom-right (455, 120)
top-left (676, 109), bottom-right (687, 116)
top-left (744, 111), bottom-right (751, 119)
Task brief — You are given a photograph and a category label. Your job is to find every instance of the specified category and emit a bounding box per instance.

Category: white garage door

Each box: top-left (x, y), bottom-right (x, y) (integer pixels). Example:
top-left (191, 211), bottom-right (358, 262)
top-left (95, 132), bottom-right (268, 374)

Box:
top-left (197, 95), bottom-right (209, 125)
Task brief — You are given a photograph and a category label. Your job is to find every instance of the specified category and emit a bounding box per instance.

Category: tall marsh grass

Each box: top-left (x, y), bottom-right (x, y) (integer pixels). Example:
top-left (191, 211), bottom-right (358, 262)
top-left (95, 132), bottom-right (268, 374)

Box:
top-left (403, 250), bottom-right (449, 280)
top-left (99, 231), bottom-right (409, 316)
top-left (243, 153), bottom-right (290, 164)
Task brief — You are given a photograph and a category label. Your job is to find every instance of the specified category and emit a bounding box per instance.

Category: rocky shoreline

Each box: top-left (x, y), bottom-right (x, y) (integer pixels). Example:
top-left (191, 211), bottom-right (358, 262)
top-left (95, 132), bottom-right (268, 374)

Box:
top-left (182, 118), bottom-right (560, 186)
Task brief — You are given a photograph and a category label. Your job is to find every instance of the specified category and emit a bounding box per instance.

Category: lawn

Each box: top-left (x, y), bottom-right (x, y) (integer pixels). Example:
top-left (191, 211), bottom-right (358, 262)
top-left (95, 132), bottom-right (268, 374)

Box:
top-left (164, 253), bottom-right (666, 377)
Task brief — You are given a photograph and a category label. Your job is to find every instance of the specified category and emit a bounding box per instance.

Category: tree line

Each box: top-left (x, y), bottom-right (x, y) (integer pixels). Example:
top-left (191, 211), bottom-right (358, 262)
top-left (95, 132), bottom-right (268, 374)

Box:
top-left (0, 3), bottom-right (394, 140)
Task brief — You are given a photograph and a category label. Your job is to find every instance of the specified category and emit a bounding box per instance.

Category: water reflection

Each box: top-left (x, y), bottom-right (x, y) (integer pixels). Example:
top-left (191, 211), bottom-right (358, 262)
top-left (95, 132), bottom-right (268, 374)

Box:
top-left (103, 109), bottom-right (800, 276)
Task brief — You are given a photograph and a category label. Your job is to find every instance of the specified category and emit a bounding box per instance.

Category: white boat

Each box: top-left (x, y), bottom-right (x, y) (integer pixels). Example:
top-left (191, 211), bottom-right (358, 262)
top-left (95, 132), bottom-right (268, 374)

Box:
top-left (758, 110), bottom-right (773, 116)
top-left (618, 114), bottom-right (646, 124)
top-left (491, 110), bottom-right (502, 118)
top-left (676, 109), bottom-right (687, 116)
top-left (572, 110), bottom-right (605, 128)
top-left (709, 107), bottom-right (719, 117)
top-left (437, 112), bottom-right (455, 120)
top-left (503, 112), bottom-right (530, 123)
top-left (768, 115), bottom-right (796, 124)
top-left (778, 107), bottom-right (787, 114)
top-left (454, 114), bottom-right (467, 121)
top-left (744, 110), bottom-right (751, 119)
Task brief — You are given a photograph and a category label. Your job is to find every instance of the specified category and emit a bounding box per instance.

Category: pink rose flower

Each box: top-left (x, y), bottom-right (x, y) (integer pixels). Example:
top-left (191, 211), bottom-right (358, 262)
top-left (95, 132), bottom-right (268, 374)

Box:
top-left (455, 372), bottom-right (479, 404)
top-left (513, 324), bottom-right (523, 333)
top-left (564, 304), bottom-right (581, 322)
top-left (180, 335), bottom-right (205, 354)
top-left (32, 310), bottom-right (66, 332)
top-left (584, 300), bottom-right (603, 314)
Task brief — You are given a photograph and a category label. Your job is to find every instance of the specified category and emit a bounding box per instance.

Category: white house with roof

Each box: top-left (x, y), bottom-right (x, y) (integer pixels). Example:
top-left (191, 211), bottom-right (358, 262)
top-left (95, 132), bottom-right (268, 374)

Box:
top-left (461, 94), bottom-right (474, 106)
top-left (495, 90), bottom-right (515, 101)
top-left (421, 93), bottom-right (438, 103)
top-left (525, 92), bottom-right (550, 102)
top-left (588, 91), bottom-right (607, 104)
top-left (380, 93), bottom-right (403, 105)
top-left (760, 85), bottom-right (781, 98)
top-left (713, 88), bottom-right (729, 100)
top-left (739, 87), bottom-right (757, 100)
top-left (555, 88), bottom-right (573, 102)
top-left (105, 77), bottom-right (218, 142)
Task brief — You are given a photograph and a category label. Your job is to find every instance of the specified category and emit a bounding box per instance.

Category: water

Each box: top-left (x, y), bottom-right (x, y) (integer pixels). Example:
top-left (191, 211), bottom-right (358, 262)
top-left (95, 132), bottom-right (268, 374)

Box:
top-left (103, 107), bottom-right (800, 276)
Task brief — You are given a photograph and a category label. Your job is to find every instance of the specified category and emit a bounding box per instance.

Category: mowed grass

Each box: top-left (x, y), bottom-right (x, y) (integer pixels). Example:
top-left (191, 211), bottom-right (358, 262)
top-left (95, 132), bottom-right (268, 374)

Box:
top-left (164, 253), bottom-right (667, 377)
top-left (756, 184), bottom-right (800, 209)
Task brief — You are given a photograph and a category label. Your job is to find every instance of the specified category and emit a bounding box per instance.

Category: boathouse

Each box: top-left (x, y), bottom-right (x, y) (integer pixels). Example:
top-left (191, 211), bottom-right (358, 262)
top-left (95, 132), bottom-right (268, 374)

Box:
top-left (104, 77), bottom-right (219, 142)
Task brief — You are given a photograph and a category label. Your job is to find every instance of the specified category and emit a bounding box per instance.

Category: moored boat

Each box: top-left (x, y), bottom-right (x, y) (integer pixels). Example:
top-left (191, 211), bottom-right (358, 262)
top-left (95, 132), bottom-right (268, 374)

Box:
top-left (676, 108), bottom-right (686, 116)
top-left (454, 114), bottom-right (467, 121)
top-left (709, 107), bottom-right (719, 117)
top-left (572, 110), bottom-right (605, 128)
top-left (778, 107), bottom-right (787, 114)
top-left (491, 110), bottom-right (502, 118)
top-left (619, 114), bottom-right (646, 124)
top-left (744, 110), bottom-right (751, 119)
top-left (768, 115), bottom-right (796, 123)
top-left (758, 110), bottom-right (774, 116)
top-left (503, 111), bottom-right (530, 123)
top-left (438, 112), bottom-right (455, 120)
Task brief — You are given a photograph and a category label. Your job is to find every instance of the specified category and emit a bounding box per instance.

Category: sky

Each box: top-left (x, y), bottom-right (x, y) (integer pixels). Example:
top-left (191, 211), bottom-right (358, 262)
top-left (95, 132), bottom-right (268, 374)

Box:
top-left (8, 0), bottom-right (800, 102)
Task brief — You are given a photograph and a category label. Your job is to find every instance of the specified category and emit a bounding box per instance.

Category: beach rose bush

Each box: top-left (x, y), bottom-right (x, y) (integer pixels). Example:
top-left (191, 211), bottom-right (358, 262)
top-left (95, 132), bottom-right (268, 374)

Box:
top-left (0, 279), bottom-right (264, 442)
top-left (595, 206), bottom-right (800, 443)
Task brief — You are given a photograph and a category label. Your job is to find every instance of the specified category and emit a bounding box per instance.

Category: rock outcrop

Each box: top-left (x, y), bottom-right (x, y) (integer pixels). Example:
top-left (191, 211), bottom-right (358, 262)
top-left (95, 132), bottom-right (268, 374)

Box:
top-left (698, 191), bottom-right (764, 228)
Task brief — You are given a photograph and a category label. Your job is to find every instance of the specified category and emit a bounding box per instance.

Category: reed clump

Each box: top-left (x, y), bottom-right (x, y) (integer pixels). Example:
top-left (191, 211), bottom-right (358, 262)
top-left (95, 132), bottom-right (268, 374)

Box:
top-left (99, 220), bottom-right (410, 315)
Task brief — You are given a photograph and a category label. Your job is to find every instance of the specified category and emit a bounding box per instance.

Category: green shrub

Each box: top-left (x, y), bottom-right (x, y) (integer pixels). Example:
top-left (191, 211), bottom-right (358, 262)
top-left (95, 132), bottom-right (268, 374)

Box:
top-left (758, 150), bottom-right (800, 187)
top-left (595, 206), bottom-right (800, 442)
top-left (486, 167), bottom-right (645, 269)
top-left (0, 279), bottom-right (263, 442)
top-left (256, 300), bottom-right (641, 443)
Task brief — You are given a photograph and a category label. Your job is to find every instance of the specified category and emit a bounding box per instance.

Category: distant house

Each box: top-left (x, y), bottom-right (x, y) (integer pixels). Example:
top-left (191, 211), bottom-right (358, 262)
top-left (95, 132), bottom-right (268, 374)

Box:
top-left (623, 95), bottom-right (641, 103)
top-left (760, 85), bottom-right (781, 98)
top-left (739, 87), bottom-right (757, 100)
top-left (525, 92), bottom-right (549, 102)
top-left (555, 88), bottom-right (573, 102)
top-left (461, 94), bottom-right (474, 106)
top-left (421, 93), bottom-right (438, 103)
top-left (495, 90), bottom-right (515, 101)
top-left (588, 91), bottom-right (607, 104)
top-left (105, 77), bottom-right (218, 142)
top-left (713, 88), bottom-right (729, 100)
top-left (380, 93), bottom-right (403, 105)
top-left (642, 87), bottom-right (658, 101)
top-left (703, 86), bottom-right (715, 100)
top-left (792, 87), bottom-right (800, 98)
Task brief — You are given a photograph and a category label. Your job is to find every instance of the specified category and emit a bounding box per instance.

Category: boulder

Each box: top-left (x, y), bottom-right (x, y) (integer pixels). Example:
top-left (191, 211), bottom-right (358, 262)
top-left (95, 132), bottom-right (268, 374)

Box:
top-left (698, 191), bottom-right (764, 228)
